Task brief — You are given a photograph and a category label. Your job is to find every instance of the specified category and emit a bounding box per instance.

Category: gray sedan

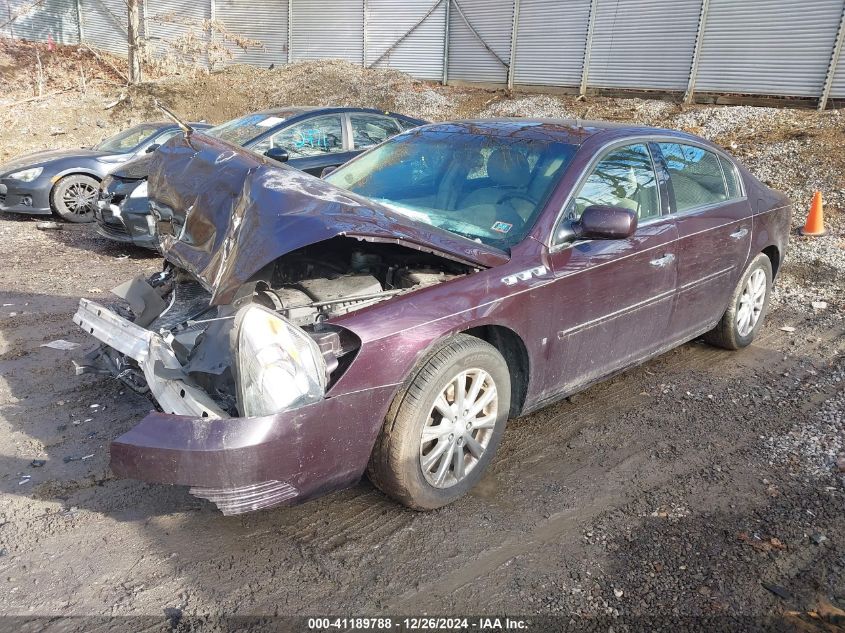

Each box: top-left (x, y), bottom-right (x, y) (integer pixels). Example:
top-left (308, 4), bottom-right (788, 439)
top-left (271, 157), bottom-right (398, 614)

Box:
top-left (0, 122), bottom-right (208, 222)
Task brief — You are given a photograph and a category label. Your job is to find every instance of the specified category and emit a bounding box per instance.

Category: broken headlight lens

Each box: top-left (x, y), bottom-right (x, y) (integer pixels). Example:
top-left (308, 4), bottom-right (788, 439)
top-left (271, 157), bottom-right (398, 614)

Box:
top-left (235, 304), bottom-right (326, 417)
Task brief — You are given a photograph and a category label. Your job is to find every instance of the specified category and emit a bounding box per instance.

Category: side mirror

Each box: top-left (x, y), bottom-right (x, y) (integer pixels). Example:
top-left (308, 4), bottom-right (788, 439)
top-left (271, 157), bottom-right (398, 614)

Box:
top-left (557, 205), bottom-right (638, 242)
top-left (264, 147), bottom-right (289, 163)
top-left (145, 143), bottom-right (161, 154)
top-left (320, 165), bottom-right (338, 178)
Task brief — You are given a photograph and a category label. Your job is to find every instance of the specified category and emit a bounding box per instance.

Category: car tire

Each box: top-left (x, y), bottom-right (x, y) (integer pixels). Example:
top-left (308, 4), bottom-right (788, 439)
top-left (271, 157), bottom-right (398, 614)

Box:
top-left (50, 174), bottom-right (99, 223)
top-left (704, 253), bottom-right (773, 350)
top-left (367, 334), bottom-right (511, 510)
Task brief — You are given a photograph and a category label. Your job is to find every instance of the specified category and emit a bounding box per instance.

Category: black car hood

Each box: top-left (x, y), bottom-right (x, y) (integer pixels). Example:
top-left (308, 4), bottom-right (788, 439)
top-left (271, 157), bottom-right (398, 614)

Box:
top-left (148, 133), bottom-right (509, 306)
top-left (0, 148), bottom-right (123, 174)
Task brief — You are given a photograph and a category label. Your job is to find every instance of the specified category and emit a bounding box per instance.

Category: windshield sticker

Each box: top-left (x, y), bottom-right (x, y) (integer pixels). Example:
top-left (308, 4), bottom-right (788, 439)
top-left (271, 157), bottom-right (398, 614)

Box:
top-left (257, 116), bottom-right (285, 128)
top-left (491, 221), bottom-right (513, 234)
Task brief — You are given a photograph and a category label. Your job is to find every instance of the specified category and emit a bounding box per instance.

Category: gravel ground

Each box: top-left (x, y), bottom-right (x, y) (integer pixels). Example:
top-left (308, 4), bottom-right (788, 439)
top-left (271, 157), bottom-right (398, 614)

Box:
top-left (0, 47), bottom-right (844, 631)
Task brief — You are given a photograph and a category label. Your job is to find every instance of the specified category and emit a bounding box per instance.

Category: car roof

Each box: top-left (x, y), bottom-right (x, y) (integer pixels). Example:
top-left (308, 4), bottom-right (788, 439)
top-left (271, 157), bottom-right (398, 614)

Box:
top-left (415, 119), bottom-right (682, 146)
top-left (252, 106), bottom-right (419, 120)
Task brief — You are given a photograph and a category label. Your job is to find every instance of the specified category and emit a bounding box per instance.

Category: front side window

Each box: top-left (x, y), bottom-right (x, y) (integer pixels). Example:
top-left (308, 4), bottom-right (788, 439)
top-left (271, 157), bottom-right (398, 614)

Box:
top-left (95, 124), bottom-right (163, 153)
top-left (251, 115), bottom-right (344, 157)
top-left (350, 114), bottom-right (401, 149)
top-left (658, 143), bottom-right (729, 212)
top-left (564, 143), bottom-right (660, 223)
top-left (325, 129), bottom-right (577, 248)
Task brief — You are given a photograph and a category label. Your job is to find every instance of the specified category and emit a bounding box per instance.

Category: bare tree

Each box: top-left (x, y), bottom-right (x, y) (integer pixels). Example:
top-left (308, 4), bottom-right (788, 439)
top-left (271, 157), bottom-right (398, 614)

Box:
top-left (126, 0), bottom-right (142, 83)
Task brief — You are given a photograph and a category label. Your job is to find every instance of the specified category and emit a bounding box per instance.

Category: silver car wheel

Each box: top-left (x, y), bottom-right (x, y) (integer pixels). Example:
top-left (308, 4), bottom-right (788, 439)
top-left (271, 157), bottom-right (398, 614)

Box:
top-left (419, 368), bottom-right (498, 489)
top-left (62, 181), bottom-right (98, 216)
top-left (736, 268), bottom-right (767, 337)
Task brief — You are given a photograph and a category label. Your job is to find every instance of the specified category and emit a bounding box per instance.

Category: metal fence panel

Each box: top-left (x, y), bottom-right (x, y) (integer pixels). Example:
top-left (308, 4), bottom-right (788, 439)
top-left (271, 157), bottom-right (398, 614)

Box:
top-left (513, 0), bottom-right (589, 87)
top-left (447, 0), bottom-right (513, 84)
top-left (365, 0), bottom-right (445, 81)
top-left (588, 0), bottom-right (700, 91)
top-left (79, 0), bottom-right (129, 55)
top-left (145, 0), bottom-right (211, 65)
top-left (216, 0), bottom-right (288, 67)
top-left (832, 55), bottom-right (845, 98)
top-left (290, 0), bottom-right (364, 63)
top-left (7, 0), bottom-right (79, 44)
top-left (695, 0), bottom-right (844, 97)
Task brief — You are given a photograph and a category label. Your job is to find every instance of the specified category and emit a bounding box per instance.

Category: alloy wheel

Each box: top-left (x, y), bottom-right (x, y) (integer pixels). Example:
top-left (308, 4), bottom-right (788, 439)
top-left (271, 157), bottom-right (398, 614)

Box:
top-left (736, 268), bottom-right (766, 337)
top-left (419, 368), bottom-right (498, 489)
top-left (62, 181), bottom-right (98, 216)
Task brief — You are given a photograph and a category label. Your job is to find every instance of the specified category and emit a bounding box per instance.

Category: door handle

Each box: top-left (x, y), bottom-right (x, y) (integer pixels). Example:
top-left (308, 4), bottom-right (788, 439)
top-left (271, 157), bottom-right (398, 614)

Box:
top-left (649, 253), bottom-right (675, 267)
top-left (730, 228), bottom-right (749, 240)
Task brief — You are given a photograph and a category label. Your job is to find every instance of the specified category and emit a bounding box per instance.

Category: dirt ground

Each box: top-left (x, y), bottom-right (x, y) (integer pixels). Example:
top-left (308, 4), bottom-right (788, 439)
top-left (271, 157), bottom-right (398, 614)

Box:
top-left (0, 40), bottom-right (844, 630)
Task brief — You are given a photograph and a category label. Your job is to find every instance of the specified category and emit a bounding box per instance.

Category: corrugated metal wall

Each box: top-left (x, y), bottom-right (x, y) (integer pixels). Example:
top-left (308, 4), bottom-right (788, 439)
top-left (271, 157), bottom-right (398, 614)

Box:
top-left (7, 0), bottom-right (845, 103)
top-left (78, 0), bottom-right (128, 55)
top-left (587, 0), bottom-right (701, 91)
top-left (447, 0), bottom-right (513, 84)
top-left (513, 0), bottom-right (590, 87)
top-left (145, 0), bottom-right (211, 65)
top-left (215, 0), bottom-right (288, 67)
top-left (695, 0), bottom-right (845, 97)
top-left (365, 0), bottom-right (445, 81)
top-left (6, 0), bottom-right (79, 44)
top-left (290, 0), bottom-right (363, 63)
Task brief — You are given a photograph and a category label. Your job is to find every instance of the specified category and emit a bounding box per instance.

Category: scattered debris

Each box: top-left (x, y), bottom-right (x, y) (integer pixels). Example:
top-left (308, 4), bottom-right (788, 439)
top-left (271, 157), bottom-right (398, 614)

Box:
top-left (810, 533), bottom-right (827, 545)
top-left (761, 582), bottom-right (793, 601)
top-left (738, 532), bottom-right (787, 552)
top-left (18, 474), bottom-right (32, 485)
top-left (35, 221), bottom-right (62, 231)
top-left (811, 301), bottom-right (828, 310)
top-left (40, 339), bottom-right (80, 351)
top-left (29, 460), bottom-right (46, 468)
top-left (779, 326), bottom-right (796, 332)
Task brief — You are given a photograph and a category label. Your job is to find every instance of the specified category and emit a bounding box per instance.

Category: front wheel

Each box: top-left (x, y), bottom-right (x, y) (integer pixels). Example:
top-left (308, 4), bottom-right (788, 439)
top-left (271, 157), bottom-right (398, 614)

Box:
top-left (368, 334), bottom-right (511, 510)
top-left (51, 174), bottom-right (99, 223)
top-left (704, 253), bottom-right (773, 350)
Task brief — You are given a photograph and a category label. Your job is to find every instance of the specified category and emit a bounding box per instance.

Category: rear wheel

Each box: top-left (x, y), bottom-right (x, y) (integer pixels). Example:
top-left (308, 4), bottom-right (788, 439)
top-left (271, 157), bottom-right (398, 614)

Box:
top-left (368, 334), bottom-right (510, 510)
top-left (704, 253), bottom-right (772, 350)
top-left (51, 174), bottom-right (99, 223)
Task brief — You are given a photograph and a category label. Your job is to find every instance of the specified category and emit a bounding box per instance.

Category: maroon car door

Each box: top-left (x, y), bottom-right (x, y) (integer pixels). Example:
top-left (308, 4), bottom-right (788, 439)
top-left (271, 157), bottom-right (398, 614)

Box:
top-left (655, 143), bottom-right (752, 340)
top-left (540, 143), bottom-right (679, 400)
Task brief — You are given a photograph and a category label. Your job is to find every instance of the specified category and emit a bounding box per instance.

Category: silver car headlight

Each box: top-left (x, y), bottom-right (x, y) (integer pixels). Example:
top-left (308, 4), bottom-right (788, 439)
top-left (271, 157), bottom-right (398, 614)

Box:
top-left (235, 304), bottom-right (326, 417)
top-left (9, 167), bottom-right (43, 182)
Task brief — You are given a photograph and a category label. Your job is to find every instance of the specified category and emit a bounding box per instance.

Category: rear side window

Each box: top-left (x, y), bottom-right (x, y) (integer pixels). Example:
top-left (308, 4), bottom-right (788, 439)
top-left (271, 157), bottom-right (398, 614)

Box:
top-left (719, 155), bottom-right (742, 199)
top-left (658, 143), bottom-right (728, 212)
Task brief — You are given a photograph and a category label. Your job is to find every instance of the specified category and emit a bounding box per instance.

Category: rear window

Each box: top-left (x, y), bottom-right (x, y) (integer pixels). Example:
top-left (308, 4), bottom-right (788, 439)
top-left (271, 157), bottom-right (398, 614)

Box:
top-left (658, 142), bottom-right (728, 212)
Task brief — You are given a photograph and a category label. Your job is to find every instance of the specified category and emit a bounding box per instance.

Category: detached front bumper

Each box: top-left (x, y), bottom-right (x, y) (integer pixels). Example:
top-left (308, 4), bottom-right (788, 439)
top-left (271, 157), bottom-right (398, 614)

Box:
top-left (73, 299), bottom-right (393, 514)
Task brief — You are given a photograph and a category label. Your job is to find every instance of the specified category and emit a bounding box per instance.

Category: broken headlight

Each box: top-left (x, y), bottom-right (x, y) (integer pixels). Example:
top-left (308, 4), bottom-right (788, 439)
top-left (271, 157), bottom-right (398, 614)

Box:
top-left (235, 304), bottom-right (326, 417)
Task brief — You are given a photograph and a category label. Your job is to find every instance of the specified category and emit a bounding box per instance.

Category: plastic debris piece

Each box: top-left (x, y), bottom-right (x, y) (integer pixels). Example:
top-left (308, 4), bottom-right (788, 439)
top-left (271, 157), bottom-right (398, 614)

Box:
top-left (36, 221), bottom-right (63, 231)
top-left (40, 339), bottom-right (80, 351)
top-left (779, 326), bottom-right (796, 332)
top-left (30, 459), bottom-right (46, 468)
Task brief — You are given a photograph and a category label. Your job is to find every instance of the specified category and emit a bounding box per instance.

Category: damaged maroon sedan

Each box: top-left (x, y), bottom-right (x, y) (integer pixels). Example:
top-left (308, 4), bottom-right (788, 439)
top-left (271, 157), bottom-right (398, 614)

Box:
top-left (73, 120), bottom-right (791, 515)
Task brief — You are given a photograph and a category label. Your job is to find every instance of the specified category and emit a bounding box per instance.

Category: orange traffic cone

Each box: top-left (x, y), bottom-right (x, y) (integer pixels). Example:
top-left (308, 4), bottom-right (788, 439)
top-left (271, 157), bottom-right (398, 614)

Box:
top-left (800, 191), bottom-right (826, 237)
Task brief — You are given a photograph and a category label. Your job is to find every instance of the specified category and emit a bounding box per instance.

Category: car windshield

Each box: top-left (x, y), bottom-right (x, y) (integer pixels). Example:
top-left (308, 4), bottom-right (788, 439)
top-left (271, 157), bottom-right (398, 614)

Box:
top-left (325, 129), bottom-right (577, 248)
top-left (207, 113), bottom-right (288, 146)
top-left (95, 124), bottom-right (163, 153)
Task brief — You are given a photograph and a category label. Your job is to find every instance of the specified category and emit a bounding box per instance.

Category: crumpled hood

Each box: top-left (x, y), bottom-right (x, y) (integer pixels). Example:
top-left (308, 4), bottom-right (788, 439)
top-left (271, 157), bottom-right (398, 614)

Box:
top-left (0, 148), bottom-right (119, 174)
top-left (147, 133), bottom-right (509, 306)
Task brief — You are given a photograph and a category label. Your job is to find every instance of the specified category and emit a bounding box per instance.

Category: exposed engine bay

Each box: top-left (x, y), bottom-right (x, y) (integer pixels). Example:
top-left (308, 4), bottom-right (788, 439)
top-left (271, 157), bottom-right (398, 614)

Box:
top-left (76, 238), bottom-right (471, 418)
